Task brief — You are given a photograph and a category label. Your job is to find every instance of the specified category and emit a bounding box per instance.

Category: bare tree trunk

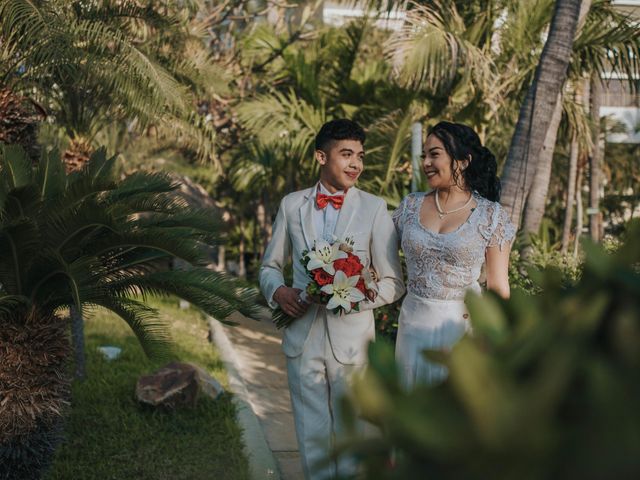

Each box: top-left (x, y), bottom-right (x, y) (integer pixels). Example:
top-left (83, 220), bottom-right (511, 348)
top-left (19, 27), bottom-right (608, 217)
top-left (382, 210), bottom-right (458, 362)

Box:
top-left (501, 0), bottom-right (583, 228)
top-left (589, 72), bottom-right (602, 242)
top-left (521, 92), bottom-right (564, 236)
top-left (70, 305), bottom-right (86, 380)
top-left (217, 245), bottom-right (225, 272)
top-left (562, 135), bottom-right (580, 253)
top-left (574, 159), bottom-right (585, 257)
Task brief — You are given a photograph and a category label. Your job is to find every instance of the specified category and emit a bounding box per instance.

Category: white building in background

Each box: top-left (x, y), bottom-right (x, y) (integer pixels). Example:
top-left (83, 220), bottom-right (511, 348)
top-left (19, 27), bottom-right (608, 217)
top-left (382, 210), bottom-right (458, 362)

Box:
top-left (321, 1), bottom-right (405, 30)
top-left (604, 1), bottom-right (640, 143)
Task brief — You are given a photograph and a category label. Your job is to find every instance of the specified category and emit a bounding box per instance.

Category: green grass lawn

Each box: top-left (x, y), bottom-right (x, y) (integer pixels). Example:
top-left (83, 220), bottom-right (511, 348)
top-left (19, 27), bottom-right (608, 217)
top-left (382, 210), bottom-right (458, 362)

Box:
top-left (46, 298), bottom-right (249, 480)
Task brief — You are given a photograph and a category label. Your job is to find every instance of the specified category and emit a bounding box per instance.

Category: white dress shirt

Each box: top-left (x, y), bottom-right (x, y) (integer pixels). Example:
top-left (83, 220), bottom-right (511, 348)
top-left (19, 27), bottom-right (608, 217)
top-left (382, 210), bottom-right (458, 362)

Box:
top-left (313, 182), bottom-right (345, 242)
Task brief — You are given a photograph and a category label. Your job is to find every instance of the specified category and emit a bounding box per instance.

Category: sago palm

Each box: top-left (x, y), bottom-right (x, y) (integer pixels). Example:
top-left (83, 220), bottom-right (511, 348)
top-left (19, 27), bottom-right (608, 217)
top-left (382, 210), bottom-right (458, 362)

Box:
top-left (0, 0), bottom-right (227, 170)
top-left (0, 143), bottom-right (264, 479)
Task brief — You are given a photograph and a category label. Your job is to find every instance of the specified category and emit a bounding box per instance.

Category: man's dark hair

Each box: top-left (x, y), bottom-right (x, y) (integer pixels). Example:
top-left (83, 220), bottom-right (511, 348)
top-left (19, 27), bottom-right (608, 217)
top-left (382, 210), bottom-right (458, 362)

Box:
top-left (314, 119), bottom-right (365, 152)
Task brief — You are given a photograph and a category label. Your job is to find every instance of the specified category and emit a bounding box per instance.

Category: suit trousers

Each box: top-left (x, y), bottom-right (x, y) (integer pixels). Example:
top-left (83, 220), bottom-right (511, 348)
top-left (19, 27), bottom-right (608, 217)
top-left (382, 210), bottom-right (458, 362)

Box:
top-left (286, 310), bottom-right (362, 480)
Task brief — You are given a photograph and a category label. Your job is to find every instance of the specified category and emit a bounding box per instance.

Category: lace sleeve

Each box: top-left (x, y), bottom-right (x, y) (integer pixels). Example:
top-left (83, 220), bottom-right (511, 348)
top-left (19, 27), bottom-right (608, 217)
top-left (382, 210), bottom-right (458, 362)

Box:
top-left (488, 204), bottom-right (516, 250)
top-left (391, 196), bottom-right (409, 239)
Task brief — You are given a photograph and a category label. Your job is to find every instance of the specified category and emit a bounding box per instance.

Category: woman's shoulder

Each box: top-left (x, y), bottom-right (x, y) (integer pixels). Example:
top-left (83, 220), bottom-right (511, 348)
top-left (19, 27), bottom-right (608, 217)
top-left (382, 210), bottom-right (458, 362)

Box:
top-left (472, 194), bottom-right (516, 246)
top-left (473, 193), bottom-right (505, 216)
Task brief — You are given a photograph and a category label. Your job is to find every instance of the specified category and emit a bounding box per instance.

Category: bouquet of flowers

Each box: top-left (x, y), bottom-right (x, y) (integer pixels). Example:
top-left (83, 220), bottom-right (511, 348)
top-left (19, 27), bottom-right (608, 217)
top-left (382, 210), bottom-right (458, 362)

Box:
top-left (273, 237), bottom-right (377, 329)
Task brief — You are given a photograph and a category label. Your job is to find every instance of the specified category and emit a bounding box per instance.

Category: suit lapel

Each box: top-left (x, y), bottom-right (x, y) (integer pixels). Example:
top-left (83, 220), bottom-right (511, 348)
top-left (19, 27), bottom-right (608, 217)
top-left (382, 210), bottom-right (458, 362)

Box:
top-left (299, 187), bottom-right (318, 250)
top-left (333, 187), bottom-right (360, 241)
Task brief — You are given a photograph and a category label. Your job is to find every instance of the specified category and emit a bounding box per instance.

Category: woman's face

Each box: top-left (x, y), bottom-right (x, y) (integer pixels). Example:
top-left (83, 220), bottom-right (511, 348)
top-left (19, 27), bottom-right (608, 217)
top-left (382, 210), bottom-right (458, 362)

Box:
top-left (422, 134), bottom-right (467, 190)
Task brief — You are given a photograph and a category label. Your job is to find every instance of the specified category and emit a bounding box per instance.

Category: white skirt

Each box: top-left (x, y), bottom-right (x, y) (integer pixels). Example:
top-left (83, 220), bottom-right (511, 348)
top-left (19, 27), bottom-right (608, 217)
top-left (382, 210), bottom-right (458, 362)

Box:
top-left (395, 292), bottom-right (470, 389)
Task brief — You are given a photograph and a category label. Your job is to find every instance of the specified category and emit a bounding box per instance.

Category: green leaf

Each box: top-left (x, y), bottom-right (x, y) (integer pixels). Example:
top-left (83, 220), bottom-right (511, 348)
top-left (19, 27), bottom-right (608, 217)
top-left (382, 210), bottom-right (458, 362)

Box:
top-left (465, 291), bottom-right (508, 343)
top-left (0, 144), bottom-right (32, 190)
top-left (36, 147), bottom-right (65, 200)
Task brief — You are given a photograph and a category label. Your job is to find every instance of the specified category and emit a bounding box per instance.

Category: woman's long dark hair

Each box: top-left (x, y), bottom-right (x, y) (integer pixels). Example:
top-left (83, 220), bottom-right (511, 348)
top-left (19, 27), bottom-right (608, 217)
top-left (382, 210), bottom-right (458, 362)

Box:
top-left (428, 121), bottom-right (501, 202)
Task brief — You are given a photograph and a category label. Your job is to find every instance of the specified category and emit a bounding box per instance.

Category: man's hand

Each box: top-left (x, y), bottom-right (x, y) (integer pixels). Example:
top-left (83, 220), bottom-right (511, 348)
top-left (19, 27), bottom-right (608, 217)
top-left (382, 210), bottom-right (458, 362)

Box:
top-left (273, 286), bottom-right (310, 318)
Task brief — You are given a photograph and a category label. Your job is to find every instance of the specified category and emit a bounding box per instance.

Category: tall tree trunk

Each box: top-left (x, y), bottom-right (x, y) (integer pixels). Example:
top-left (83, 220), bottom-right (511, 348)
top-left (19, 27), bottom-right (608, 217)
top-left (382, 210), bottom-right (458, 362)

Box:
top-left (521, 92), bottom-right (564, 236)
top-left (589, 72), bottom-right (602, 242)
top-left (70, 305), bottom-right (86, 380)
top-left (511, 0), bottom-right (592, 235)
top-left (574, 158), bottom-right (585, 257)
top-left (561, 135), bottom-right (580, 253)
top-left (217, 245), bottom-right (226, 272)
top-left (501, 0), bottom-right (583, 228)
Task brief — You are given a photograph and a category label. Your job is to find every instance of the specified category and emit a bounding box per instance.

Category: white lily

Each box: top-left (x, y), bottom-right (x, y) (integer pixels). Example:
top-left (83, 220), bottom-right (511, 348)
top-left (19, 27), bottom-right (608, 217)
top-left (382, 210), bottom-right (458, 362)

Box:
top-left (307, 240), bottom-right (347, 274)
top-left (321, 270), bottom-right (365, 313)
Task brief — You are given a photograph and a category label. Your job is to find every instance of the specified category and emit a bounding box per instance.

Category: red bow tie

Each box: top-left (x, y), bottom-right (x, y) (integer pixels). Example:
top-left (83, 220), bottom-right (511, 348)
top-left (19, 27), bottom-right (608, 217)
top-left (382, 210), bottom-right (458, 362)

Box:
top-left (316, 192), bottom-right (345, 210)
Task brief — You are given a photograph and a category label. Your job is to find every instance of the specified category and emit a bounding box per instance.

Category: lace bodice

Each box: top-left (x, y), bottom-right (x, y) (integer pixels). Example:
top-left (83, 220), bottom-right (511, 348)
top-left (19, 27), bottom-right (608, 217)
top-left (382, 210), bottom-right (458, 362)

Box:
top-left (392, 192), bottom-right (516, 300)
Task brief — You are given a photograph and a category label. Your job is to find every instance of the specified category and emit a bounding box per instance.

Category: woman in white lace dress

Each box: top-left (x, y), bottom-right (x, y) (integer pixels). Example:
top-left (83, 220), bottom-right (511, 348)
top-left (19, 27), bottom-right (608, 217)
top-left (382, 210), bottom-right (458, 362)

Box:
top-left (392, 121), bottom-right (516, 388)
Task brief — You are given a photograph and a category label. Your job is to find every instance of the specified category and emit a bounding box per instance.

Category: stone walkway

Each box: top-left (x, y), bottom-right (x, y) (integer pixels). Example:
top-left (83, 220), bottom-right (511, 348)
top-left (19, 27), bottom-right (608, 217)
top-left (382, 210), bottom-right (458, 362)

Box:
top-left (220, 312), bottom-right (302, 480)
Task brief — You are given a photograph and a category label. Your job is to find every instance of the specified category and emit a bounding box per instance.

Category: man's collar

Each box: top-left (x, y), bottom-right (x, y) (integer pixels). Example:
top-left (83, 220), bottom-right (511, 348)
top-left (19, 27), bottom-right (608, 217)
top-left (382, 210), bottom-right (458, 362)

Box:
top-left (317, 180), bottom-right (344, 196)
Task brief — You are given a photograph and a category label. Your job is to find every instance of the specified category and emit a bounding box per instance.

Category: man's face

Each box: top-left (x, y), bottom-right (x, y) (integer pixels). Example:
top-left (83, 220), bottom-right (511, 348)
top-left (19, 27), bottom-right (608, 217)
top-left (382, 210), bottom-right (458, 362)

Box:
top-left (316, 139), bottom-right (364, 193)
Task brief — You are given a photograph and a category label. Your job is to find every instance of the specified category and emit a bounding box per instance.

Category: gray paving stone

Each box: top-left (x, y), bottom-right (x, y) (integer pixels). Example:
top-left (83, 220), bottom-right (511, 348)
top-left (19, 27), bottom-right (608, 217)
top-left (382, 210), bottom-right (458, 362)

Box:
top-left (217, 312), bottom-right (303, 479)
top-left (247, 387), bottom-right (293, 416)
top-left (274, 452), bottom-right (304, 480)
top-left (259, 412), bottom-right (299, 452)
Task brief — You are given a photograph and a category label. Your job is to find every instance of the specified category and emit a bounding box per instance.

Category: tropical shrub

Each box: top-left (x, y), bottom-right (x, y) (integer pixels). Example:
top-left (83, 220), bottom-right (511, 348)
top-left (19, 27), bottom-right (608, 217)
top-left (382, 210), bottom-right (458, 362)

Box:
top-left (342, 221), bottom-right (640, 479)
top-left (0, 144), bottom-right (263, 479)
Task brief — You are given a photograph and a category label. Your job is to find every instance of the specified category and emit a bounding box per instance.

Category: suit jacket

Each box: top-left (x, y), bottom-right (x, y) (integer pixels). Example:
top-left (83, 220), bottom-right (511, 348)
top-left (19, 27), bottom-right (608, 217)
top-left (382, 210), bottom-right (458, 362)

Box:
top-left (259, 185), bottom-right (405, 364)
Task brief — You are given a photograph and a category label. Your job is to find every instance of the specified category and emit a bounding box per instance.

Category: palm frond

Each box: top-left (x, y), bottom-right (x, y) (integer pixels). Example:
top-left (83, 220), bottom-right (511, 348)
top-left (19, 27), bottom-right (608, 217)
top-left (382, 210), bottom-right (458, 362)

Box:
top-left (103, 170), bottom-right (178, 203)
top-left (0, 0), bottom-right (75, 83)
top-left (105, 269), bottom-right (266, 321)
top-left (36, 147), bottom-right (66, 200)
top-left (130, 208), bottom-right (224, 241)
top-left (76, 19), bottom-right (189, 117)
top-left (238, 89), bottom-right (326, 159)
top-left (0, 220), bottom-right (41, 295)
top-left (158, 111), bottom-right (221, 168)
top-left (386, 1), bottom-right (492, 92)
top-left (72, 1), bottom-right (177, 31)
top-left (0, 294), bottom-right (31, 316)
top-left (562, 84), bottom-right (593, 153)
top-left (88, 297), bottom-right (171, 360)
top-left (0, 144), bottom-right (32, 190)
top-left (571, 0), bottom-right (640, 91)
top-left (1, 145), bottom-right (262, 361)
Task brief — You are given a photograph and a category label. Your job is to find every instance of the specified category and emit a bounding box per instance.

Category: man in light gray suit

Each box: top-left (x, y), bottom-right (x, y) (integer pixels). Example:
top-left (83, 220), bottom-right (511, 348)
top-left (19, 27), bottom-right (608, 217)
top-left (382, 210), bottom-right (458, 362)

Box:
top-left (259, 119), bottom-right (404, 480)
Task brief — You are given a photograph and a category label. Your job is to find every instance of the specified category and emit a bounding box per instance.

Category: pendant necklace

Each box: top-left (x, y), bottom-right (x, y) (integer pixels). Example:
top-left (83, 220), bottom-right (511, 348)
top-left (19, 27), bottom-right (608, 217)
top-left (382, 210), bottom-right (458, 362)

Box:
top-left (435, 189), bottom-right (473, 219)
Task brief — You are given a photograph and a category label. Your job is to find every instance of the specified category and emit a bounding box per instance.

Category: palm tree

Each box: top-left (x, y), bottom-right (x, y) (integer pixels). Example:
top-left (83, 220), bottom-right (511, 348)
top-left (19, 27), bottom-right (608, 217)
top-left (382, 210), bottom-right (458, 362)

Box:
top-left (0, 143), bottom-right (264, 479)
top-left (499, 0), bottom-right (582, 228)
top-left (0, 0), bottom-right (226, 170)
top-left (518, 0), bottom-right (640, 238)
top-left (0, 88), bottom-right (44, 161)
top-left (234, 20), bottom-right (418, 215)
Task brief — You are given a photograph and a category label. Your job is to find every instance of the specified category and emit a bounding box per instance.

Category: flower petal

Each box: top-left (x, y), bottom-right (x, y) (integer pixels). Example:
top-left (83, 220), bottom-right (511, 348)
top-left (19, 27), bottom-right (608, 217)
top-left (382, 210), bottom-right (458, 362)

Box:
top-left (326, 295), bottom-right (341, 310)
top-left (322, 264), bottom-right (336, 275)
top-left (348, 288), bottom-right (365, 302)
top-left (333, 270), bottom-right (348, 285)
top-left (307, 258), bottom-right (325, 270)
top-left (321, 284), bottom-right (334, 294)
top-left (338, 298), bottom-right (352, 313)
top-left (333, 250), bottom-right (348, 261)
